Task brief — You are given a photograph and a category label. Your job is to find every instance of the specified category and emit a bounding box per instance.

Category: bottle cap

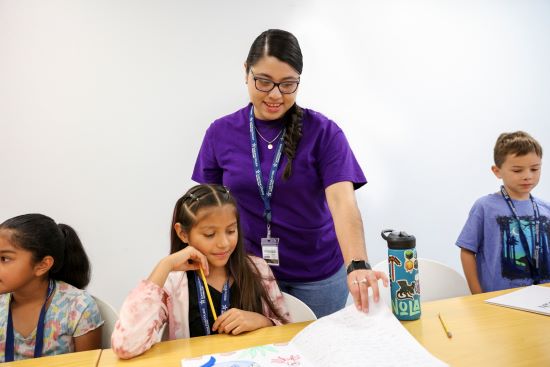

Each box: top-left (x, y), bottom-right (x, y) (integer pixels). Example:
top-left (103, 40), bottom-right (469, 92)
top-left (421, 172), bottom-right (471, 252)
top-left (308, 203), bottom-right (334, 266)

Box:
top-left (381, 229), bottom-right (416, 250)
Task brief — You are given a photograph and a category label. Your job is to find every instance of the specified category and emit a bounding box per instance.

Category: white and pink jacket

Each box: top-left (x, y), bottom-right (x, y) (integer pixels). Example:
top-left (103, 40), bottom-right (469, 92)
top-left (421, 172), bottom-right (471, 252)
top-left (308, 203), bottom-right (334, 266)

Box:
top-left (111, 256), bottom-right (290, 359)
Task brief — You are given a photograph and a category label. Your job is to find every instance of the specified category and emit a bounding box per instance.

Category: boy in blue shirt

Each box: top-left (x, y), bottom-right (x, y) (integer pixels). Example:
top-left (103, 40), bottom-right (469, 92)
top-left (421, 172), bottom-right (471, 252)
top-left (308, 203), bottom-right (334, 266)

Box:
top-left (456, 131), bottom-right (550, 293)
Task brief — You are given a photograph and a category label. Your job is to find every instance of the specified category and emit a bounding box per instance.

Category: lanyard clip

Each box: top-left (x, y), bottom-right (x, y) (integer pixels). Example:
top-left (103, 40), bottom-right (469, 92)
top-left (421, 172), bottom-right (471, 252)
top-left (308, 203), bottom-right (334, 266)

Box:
top-left (264, 209), bottom-right (272, 223)
top-left (267, 223), bottom-right (271, 239)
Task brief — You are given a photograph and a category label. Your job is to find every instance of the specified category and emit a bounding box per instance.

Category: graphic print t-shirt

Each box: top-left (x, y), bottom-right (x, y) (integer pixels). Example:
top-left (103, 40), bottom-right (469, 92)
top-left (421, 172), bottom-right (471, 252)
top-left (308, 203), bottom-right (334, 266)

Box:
top-left (456, 193), bottom-right (550, 292)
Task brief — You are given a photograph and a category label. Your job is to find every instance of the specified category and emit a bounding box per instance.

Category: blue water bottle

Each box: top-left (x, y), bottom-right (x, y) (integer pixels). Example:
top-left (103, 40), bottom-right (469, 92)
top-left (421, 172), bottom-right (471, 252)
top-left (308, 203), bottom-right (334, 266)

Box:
top-left (381, 229), bottom-right (421, 321)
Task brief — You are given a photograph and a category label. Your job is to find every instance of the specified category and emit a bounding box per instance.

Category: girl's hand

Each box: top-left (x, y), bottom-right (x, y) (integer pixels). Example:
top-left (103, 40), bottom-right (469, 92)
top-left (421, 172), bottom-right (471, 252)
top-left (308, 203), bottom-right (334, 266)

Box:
top-left (165, 246), bottom-right (209, 274)
top-left (148, 246), bottom-right (209, 288)
top-left (212, 308), bottom-right (273, 335)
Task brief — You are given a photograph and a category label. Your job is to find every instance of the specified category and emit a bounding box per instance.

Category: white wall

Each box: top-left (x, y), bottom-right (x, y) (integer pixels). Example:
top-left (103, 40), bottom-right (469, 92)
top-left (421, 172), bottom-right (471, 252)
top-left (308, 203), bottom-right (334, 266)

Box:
top-left (1, 0), bottom-right (549, 309)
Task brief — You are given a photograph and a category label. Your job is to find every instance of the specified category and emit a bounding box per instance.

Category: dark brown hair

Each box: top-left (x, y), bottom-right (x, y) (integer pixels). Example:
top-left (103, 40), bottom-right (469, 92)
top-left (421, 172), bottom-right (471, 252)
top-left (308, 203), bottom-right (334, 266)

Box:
top-left (170, 184), bottom-right (286, 322)
top-left (0, 214), bottom-right (91, 289)
top-left (246, 29), bottom-right (304, 180)
top-left (494, 131), bottom-right (543, 167)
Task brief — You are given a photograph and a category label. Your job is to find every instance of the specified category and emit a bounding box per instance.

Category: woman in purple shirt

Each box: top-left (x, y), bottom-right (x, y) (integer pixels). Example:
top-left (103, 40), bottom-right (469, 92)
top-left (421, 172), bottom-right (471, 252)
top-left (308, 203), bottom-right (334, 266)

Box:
top-left (193, 29), bottom-right (387, 318)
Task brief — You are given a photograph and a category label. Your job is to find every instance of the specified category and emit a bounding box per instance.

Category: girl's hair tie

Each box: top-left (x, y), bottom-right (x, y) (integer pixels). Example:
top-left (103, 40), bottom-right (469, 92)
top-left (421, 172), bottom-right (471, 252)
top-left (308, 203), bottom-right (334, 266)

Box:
top-left (187, 193), bottom-right (200, 202)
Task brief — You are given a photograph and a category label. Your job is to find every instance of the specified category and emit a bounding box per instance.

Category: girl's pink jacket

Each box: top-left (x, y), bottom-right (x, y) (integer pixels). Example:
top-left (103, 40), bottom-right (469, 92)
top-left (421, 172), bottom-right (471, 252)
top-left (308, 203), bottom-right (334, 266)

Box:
top-left (111, 256), bottom-right (290, 359)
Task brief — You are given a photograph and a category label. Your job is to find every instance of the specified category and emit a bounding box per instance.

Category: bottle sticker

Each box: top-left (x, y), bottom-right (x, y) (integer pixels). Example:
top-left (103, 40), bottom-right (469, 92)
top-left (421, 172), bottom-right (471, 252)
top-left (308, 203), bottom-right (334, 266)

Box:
top-left (404, 250), bottom-right (415, 273)
top-left (396, 279), bottom-right (416, 300)
top-left (392, 298), bottom-right (421, 317)
top-left (387, 255), bottom-right (402, 282)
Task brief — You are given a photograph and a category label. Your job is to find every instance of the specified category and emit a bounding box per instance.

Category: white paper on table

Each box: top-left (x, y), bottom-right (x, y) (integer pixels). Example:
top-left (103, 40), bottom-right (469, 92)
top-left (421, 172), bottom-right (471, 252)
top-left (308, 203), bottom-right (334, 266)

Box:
top-left (485, 285), bottom-right (550, 316)
top-left (182, 297), bottom-right (448, 367)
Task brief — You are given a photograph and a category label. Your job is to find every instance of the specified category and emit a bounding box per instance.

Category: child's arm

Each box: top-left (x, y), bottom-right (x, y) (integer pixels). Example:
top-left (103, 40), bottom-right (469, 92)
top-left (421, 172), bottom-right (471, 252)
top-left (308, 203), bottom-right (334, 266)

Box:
top-left (148, 246), bottom-right (209, 288)
top-left (74, 327), bottom-right (102, 352)
top-left (111, 279), bottom-right (169, 359)
top-left (461, 248), bottom-right (483, 294)
top-left (111, 247), bottom-right (208, 359)
top-left (71, 291), bottom-right (104, 352)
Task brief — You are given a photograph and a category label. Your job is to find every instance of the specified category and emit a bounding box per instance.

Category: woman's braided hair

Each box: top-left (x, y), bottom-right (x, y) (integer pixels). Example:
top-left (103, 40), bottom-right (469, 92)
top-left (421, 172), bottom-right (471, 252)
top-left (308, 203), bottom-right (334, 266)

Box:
top-left (246, 29), bottom-right (304, 180)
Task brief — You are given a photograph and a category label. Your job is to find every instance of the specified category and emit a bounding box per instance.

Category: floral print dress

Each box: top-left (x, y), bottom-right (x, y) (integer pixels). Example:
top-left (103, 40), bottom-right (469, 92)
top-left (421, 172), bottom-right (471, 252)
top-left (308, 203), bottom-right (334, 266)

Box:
top-left (0, 280), bottom-right (104, 362)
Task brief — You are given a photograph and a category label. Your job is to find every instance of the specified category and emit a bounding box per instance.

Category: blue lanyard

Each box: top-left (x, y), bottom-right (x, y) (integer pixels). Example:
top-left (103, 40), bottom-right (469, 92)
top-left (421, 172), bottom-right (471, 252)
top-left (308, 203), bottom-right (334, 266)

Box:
top-left (249, 106), bottom-right (285, 237)
top-left (194, 272), bottom-right (230, 336)
top-left (500, 186), bottom-right (541, 283)
top-left (5, 279), bottom-right (56, 361)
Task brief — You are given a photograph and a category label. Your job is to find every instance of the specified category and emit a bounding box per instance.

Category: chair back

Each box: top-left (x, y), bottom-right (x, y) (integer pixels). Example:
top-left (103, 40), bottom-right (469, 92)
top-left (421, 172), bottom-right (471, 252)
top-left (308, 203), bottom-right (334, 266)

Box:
top-left (281, 292), bottom-right (317, 322)
top-left (373, 257), bottom-right (471, 307)
top-left (92, 295), bottom-right (119, 349)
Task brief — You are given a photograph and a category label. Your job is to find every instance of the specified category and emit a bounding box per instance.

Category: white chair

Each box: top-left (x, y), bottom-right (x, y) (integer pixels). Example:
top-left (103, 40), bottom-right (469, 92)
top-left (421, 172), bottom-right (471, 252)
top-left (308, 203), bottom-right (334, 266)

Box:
top-left (281, 292), bottom-right (317, 322)
top-left (373, 258), bottom-right (471, 307)
top-left (158, 322), bottom-right (169, 342)
top-left (92, 295), bottom-right (119, 349)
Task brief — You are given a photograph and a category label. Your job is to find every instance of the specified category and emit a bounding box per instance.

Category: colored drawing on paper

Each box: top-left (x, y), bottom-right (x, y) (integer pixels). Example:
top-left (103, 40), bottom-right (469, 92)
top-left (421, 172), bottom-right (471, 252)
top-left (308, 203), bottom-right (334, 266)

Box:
top-left (237, 344), bottom-right (280, 359)
top-left (187, 355), bottom-right (261, 367)
top-left (271, 354), bottom-right (302, 365)
top-left (184, 343), bottom-right (304, 367)
top-left (210, 361), bottom-right (259, 367)
top-left (198, 356), bottom-right (217, 367)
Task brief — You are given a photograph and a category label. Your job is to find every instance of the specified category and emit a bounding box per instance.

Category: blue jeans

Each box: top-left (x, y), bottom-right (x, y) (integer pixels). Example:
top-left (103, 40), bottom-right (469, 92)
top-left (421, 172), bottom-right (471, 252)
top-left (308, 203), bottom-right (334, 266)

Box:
top-left (277, 266), bottom-right (348, 318)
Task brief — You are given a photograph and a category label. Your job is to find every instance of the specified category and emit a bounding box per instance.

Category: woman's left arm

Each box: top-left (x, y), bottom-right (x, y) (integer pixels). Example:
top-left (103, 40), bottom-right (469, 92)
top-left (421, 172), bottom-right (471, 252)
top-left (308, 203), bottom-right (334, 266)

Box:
top-left (325, 181), bottom-right (388, 313)
top-left (74, 326), bottom-right (102, 351)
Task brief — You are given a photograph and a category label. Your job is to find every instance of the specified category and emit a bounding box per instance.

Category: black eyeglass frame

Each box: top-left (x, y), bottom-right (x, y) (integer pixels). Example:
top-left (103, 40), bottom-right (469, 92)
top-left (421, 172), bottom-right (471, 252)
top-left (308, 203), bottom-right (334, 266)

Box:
top-left (249, 69), bottom-right (300, 94)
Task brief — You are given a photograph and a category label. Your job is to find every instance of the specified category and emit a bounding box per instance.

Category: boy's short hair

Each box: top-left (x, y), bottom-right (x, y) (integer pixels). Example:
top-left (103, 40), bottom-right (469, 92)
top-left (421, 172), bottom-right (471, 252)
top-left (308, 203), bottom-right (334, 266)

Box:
top-left (494, 131), bottom-right (543, 167)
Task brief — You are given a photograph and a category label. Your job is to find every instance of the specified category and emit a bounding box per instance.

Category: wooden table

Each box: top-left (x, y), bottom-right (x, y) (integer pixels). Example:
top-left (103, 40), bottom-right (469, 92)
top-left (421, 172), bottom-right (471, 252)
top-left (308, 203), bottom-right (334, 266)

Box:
top-left (402, 286), bottom-right (550, 367)
top-left (98, 322), bottom-right (309, 367)
top-left (2, 349), bottom-right (102, 367)
top-left (90, 286), bottom-right (548, 366)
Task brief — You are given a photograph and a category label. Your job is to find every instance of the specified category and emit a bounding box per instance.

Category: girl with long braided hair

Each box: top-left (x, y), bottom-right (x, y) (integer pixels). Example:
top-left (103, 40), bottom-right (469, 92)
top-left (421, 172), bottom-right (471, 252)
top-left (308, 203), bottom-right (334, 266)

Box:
top-left (112, 184), bottom-right (289, 359)
top-left (193, 29), bottom-right (387, 318)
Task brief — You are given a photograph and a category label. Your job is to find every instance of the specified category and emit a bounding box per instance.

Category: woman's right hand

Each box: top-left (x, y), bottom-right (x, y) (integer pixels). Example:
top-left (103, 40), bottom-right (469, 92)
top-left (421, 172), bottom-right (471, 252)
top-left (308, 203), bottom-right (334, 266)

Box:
top-left (148, 246), bottom-right (209, 287)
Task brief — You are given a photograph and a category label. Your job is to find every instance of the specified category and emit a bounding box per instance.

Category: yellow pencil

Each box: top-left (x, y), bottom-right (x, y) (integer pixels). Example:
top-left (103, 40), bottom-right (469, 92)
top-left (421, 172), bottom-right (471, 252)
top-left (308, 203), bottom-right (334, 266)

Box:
top-left (438, 313), bottom-right (452, 338)
top-left (199, 267), bottom-right (217, 320)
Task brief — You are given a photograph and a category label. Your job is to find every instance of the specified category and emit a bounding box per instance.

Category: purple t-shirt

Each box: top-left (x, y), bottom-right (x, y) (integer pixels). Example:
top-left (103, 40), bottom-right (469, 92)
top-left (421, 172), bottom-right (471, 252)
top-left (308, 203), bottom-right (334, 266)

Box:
top-left (192, 104), bottom-right (366, 282)
top-left (456, 192), bottom-right (550, 292)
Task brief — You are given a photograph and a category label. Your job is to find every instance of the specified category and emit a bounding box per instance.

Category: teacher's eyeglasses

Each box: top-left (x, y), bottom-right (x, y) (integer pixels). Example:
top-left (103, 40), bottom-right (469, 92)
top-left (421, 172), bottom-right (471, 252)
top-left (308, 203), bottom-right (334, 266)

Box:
top-left (250, 69), bottom-right (300, 94)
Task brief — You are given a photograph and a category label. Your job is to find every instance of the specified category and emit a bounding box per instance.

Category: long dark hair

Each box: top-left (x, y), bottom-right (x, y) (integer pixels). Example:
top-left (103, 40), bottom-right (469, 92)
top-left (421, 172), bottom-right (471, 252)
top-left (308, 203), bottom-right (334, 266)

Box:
top-left (171, 184), bottom-right (286, 321)
top-left (246, 29), bottom-right (304, 180)
top-left (0, 213), bottom-right (91, 289)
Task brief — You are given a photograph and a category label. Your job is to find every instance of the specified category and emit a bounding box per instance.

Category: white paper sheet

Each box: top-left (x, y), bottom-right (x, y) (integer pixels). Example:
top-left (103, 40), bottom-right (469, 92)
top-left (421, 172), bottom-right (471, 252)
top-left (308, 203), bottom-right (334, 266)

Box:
top-left (485, 285), bottom-right (550, 316)
top-left (182, 297), bottom-right (448, 367)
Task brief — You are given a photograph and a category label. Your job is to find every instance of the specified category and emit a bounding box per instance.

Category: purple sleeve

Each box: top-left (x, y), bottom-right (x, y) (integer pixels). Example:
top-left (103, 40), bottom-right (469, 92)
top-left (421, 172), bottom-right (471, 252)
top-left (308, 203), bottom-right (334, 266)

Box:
top-left (192, 125), bottom-right (223, 184)
top-left (456, 200), bottom-right (484, 253)
top-left (317, 125), bottom-right (366, 190)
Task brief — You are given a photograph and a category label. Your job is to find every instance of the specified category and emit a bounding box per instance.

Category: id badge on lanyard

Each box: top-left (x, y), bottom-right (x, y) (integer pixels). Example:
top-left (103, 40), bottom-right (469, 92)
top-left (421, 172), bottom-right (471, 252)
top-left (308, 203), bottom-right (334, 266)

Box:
top-left (262, 224), bottom-right (280, 266)
top-left (250, 107), bottom-right (284, 267)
